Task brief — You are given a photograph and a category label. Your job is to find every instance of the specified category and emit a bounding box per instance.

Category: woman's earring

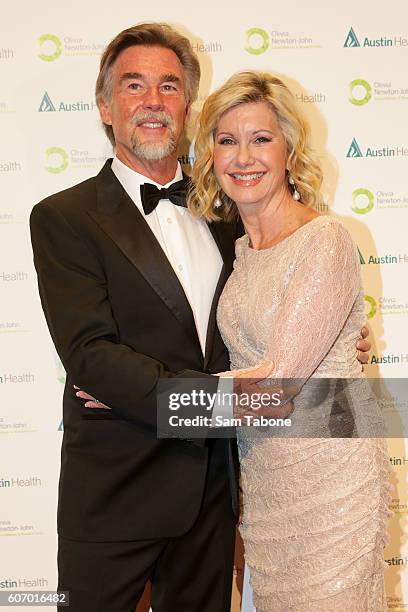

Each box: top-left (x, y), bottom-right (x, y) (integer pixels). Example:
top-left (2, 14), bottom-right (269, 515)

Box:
top-left (288, 174), bottom-right (301, 201)
top-left (214, 193), bottom-right (223, 208)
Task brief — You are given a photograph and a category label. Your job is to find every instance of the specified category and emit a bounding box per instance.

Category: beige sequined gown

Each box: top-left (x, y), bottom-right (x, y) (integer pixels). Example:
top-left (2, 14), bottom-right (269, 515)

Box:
top-left (217, 216), bottom-right (390, 611)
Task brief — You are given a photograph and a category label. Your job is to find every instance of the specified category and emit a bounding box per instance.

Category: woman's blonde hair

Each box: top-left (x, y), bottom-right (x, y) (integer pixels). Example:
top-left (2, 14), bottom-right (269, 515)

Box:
top-left (188, 71), bottom-right (322, 222)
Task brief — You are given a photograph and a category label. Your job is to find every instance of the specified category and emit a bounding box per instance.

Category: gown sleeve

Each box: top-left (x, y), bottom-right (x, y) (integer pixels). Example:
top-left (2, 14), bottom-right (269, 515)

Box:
top-left (223, 219), bottom-right (362, 381)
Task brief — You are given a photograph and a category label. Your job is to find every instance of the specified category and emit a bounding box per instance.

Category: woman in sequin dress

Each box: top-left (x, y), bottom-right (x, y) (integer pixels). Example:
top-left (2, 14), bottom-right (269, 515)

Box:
top-left (188, 71), bottom-right (390, 611)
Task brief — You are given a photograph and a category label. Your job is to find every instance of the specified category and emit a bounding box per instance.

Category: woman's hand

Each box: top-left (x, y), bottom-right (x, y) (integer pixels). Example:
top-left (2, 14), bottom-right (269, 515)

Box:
top-left (74, 385), bottom-right (111, 409)
top-left (356, 325), bottom-right (371, 366)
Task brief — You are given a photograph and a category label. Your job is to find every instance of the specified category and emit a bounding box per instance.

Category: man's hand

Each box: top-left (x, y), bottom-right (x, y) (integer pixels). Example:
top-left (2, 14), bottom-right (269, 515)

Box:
top-left (356, 325), bottom-right (371, 365)
top-left (232, 376), bottom-right (295, 421)
top-left (74, 385), bottom-right (111, 409)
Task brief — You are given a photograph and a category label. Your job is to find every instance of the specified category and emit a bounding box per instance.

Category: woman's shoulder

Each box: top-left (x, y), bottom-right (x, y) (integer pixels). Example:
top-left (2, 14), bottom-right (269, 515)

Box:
top-left (234, 233), bottom-right (250, 257)
top-left (300, 214), bottom-right (356, 249)
top-left (297, 215), bottom-right (361, 280)
top-left (233, 214), bottom-right (357, 258)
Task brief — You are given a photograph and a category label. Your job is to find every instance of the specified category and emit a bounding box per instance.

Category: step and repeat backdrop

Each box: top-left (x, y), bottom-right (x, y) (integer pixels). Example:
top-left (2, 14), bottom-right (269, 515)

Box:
top-left (1, 0), bottom-right (407, 610)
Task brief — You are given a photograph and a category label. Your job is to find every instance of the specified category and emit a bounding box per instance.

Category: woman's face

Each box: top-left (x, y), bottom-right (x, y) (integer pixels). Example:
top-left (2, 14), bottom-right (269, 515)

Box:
top-left (213, 101), bottom-right (290, 212)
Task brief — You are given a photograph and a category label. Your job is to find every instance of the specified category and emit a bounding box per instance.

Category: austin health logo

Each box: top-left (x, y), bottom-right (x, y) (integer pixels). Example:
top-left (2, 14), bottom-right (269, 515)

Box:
top-left (344, 27), bottom-right (360, 47)
top-left (39, 92), bottom-right (56, 112)
top-left (346, 138), bottom-right (363, 158)
top-left (39, 91), bottom-right (96, 113)
top-left (45, 147), bottom-right (69, 173)
top-left (352, 188), bottom-right (374, 214)
top-left (343, 26), bottom-right (399, 48)
top-left (357, 247), bottom-right (366, 265)
top-left (38, 34), bottom-right (62, 62)
top-left (356, 248), bottom-right (407, 265)
top-left (346, 138), bottom-right (407, 158)
top-left (349, 79), bottom-right (372, 106)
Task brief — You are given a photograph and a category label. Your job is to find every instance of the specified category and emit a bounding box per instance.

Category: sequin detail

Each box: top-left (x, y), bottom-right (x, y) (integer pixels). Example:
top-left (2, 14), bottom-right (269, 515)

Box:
top-left (217, 216), bottom-right (391, 611)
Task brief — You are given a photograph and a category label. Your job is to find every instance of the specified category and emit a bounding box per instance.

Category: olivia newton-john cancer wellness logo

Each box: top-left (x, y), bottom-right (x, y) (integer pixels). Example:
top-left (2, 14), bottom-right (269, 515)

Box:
top-left (349, 79), bottom-right (372, 105)
top-left (44, 147), bottom-right (106, 173)
top-left (349, 79), bottom-right (408, 105)
top-left (352, 188), bottom-right (408, 213)
top-left (245, 28), bottom-right (270, 54)
top-left (351, 189), bottom-right (374, 214)
top-left (364, 294), bottom-right (408, 318)
top-left (45, 147), bottom-right (69, 173)
top-left (38, 34), bottom-right (62, 61)
top-left (364, 295), bottom-right (377, 319)
top-left (245, 26), bottom-right (321, 54)
top-left (38, 33), bottom-right (104, 61)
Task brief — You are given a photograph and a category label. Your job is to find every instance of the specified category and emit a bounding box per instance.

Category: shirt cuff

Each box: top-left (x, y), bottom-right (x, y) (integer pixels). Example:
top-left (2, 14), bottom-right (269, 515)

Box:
top-left (210, 377), bottom-right (234, 426)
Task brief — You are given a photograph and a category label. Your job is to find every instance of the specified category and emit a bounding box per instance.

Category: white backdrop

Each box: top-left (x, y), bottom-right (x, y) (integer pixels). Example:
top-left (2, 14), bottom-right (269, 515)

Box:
top-left (1, 1), bottom-right (408, 610)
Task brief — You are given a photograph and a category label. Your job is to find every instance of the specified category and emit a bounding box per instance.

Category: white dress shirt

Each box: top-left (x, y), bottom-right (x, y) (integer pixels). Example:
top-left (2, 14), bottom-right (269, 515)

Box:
top-left (111, 156), bottom-right (223, 356)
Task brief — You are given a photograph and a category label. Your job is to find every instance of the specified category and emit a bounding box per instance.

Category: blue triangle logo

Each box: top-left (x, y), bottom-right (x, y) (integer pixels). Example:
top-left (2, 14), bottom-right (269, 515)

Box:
top-left (357, 247), bottom-right (366, 265)
top-left (39, 91), bottom-right (56, 112)
top-left (344, 27), bottom-right (360, 48)
top-left (58, 419), bottom-right (64, 431)
top-left (347, 138), bottom-right (363, 158)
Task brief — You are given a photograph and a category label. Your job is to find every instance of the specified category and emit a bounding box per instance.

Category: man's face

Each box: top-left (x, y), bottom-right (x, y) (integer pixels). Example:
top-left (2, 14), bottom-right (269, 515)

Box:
top-left (99, 45), bottom-right (189, 162)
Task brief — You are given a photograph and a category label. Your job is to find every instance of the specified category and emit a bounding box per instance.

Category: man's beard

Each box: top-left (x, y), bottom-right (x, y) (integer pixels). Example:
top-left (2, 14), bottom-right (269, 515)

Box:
top-left (130, 111), bottom-right (178, 161)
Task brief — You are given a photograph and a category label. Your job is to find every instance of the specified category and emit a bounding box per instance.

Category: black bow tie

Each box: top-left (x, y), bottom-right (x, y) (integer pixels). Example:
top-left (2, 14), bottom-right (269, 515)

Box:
top-left (140, 178), bottom-right (188, 215)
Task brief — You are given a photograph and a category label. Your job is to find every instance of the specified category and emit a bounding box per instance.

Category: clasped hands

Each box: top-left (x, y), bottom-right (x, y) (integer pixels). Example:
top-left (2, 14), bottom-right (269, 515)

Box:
top-left (74, 327), bottom-right (371, 413)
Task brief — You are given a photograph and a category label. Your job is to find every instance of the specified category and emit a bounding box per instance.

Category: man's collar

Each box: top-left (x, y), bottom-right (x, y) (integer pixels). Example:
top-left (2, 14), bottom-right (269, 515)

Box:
top-left (111, 156), bottom-right (183, 191)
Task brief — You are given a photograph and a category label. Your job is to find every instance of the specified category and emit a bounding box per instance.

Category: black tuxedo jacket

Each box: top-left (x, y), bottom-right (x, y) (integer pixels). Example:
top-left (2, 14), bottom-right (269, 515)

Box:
top-left (30, 160), bottom-right (240, 542)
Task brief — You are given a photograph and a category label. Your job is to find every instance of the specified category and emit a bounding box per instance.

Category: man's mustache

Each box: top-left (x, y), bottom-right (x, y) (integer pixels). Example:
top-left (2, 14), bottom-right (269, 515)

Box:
top-left (131, 111), bottom-right (174, 129)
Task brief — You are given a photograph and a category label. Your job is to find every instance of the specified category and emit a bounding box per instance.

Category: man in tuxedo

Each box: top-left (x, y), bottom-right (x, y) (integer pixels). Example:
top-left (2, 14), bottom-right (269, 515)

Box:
top-left (30, 22), bottom-right (371, 612)
top-left (30, 23), bottom-right (238, 612)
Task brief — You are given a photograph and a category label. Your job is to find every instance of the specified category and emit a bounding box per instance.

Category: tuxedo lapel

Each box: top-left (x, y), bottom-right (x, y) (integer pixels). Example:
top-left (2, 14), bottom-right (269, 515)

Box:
top-left (88, 161), bottom-right (202, 354)
top-left (204, 220), bottom-right (236, 370)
